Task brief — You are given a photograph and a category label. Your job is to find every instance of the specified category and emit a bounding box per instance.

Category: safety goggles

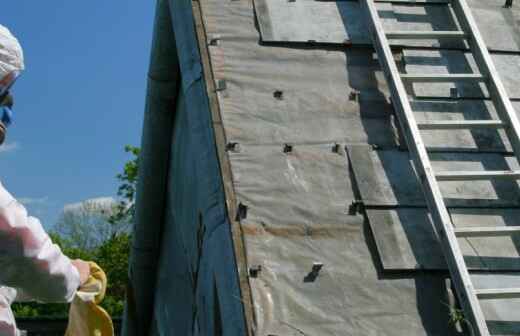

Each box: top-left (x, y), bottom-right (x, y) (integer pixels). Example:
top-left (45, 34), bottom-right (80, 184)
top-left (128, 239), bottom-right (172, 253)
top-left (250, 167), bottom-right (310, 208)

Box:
top-left (0, 71), bottom-right (19, 128)
top-left (0, 70), bottom-right (19, 101)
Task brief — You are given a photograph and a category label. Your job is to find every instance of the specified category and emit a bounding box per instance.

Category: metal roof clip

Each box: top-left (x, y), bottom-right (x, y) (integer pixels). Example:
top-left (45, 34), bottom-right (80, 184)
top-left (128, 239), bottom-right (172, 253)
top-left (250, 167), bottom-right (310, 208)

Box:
top-left (208, 34), bottom-right (222, 46)
top-left (349, 90), bottom-right (360, 101)
top-left (236, 202), bottom-right (248, 221)
top-left (249, 265), bottom-right (262, 278)
top-left (273, 90), bottom-right (284, 100)
top-left (304, 262), bottom-right (324, 282)
top-left (283, 143), bottom-right (293, 153)
top-left (215, 79), bottom-right (227, 92)
top-left (226, 142), bottom-right (240, 152)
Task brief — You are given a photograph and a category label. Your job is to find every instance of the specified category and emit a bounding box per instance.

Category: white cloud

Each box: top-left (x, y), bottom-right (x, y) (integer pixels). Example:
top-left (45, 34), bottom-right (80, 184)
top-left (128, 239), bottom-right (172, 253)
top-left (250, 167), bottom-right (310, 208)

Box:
top-left (18, 196), bottom-right (49, 206)
top-left (0, 142), bottom-right (19, 154)
top-left (55, 197), bottom-right (124, 249)
top-left (63, 196), bottom-right (117, 213)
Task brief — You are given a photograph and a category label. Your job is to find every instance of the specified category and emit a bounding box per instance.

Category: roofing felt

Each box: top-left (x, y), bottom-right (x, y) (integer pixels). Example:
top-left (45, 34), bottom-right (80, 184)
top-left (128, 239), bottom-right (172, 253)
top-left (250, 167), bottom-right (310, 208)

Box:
top-left (196, 0), bottom-right (520, 334)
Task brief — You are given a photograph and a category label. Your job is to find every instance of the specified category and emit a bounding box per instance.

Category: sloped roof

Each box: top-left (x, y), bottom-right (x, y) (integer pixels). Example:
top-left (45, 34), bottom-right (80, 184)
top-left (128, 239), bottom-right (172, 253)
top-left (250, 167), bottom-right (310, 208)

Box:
top-left (196, 0), bottom-right (520, 334)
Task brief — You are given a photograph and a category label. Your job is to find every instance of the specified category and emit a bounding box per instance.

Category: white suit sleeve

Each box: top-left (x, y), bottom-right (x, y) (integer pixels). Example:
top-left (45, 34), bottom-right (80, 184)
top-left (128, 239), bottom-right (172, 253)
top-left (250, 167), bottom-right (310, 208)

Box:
top-left (0, 183), bottom-right (80, 303)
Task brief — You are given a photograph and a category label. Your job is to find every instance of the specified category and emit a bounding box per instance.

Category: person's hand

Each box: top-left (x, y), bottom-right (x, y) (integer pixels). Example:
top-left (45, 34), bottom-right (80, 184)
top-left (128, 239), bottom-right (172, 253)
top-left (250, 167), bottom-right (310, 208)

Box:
top-left (71, 259), bottom-right (90, 286)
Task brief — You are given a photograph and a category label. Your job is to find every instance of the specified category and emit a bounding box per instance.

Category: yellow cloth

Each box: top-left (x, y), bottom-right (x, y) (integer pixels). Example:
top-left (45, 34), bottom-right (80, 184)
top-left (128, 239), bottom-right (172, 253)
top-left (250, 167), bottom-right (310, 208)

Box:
top-left (65, 262), bottom-right (114, 336)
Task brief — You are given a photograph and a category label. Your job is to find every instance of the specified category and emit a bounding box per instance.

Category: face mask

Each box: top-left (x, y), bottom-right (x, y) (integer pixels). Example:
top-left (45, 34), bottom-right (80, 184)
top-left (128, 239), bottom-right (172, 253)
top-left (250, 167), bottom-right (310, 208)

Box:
top-left (0, 71), bottom-right (19, 146)
top-left (0, 106), bottom-right (11, 145)
top-left (0, 71), bottom-right (19, 98)
top-left (1, 106), bottom-right (12, 127)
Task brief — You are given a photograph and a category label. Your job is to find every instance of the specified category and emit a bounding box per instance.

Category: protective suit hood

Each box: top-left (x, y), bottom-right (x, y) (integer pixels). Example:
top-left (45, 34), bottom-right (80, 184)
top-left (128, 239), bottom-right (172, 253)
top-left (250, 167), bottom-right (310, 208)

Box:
top-left (0, 25), bottom-right (24, 83)
top-left (0, 24), bottom-right (24, 146)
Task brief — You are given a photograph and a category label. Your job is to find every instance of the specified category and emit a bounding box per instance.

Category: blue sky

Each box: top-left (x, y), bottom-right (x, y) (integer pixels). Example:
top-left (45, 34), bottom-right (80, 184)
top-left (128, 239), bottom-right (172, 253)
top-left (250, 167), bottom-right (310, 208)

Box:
top-left (1, 2), bottom-right (155, 228)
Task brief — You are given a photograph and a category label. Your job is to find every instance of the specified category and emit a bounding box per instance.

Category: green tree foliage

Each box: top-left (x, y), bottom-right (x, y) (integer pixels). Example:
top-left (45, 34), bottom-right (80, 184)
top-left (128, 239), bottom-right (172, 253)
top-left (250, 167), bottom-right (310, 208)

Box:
top-left (13, 146), bottom-right (139, 319)
top-left (109, 145), bottom-right (140, 227)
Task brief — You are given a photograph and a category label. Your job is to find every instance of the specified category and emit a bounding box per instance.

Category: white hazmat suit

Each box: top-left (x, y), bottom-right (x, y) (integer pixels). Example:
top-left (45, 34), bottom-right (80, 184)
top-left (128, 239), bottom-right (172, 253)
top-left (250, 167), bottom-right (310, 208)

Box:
top-left (0, 26), bottom-right (80, 335)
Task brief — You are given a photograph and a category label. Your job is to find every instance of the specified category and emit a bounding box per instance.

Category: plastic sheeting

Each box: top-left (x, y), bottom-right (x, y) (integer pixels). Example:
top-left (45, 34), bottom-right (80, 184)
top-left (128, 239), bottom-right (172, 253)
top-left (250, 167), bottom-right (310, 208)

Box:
top-left (148, 1), bottom-right (247, 335)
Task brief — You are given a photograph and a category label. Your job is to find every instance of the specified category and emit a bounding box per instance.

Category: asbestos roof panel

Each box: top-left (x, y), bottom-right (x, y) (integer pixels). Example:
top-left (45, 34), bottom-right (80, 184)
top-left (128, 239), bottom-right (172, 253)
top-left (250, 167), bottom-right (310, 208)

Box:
top-left (366, 208), bottom-right (520, 271)
top-left (411, 99), bottom-right (518, 153)
top-left (366, 208), bottom-right (445, 270)
top-left (466, 0), bottom-right (520, 53)
top-left (253, 0), bottom-right (370, 44)
top-left (403, 49), bottom-right (520, 99)
top-left (472, 273), bottom-right (520, 335)
top-left (347, 146), bottom-right (520, 207)
top-left (254, 0), bottom-right (520, 52)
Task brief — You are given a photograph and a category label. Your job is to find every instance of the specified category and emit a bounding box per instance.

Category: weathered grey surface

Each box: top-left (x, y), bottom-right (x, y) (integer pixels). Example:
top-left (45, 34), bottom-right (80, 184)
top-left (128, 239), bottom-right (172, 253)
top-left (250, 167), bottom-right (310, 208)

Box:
top-left (466, 0), bottom-right (520, 52)
top-left (411, 99), bottom-right (518, 153)
top-left (253, 0), bottom-right (370, 44)
top-left (254, 0), bottom-right (520, 52)
top-left (367, 208), bottom-right (520, 271)
top-left (366, 208), bottom-right (445, 270)
top-left (347, 146), bottom-right (520, 207)
top-left (245, 229), bottom-right (461, 336)
top-left (229, 144), bottom-right (354, 229)
top-left (197, 0), bottom-right (520, 334)
top-left (472, 273), bottom-right (520, 335)
top-left (213, 41), bottom-right (396, 146)
top-left (403, 50), bottom-right (520, 99)
top-left (226, 144), bottom-right (460, 335)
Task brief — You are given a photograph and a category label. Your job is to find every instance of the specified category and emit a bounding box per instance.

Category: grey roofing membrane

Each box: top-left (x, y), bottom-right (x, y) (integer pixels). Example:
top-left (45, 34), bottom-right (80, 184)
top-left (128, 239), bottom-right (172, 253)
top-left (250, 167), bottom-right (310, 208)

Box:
top-left (198, 0), bottom-right (520, 334)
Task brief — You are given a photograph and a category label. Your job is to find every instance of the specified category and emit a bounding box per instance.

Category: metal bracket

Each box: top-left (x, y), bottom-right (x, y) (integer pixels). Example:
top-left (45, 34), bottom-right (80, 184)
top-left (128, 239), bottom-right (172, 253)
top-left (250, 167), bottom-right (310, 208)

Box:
top-left (249, 265), bottom-right (262, 278)
top-left (273, 90), bottom-right (284, 100)
top-left (208, 34), bottom-right (222, 46)
top-left (349, 90), bottom-right (360, 101)
top-left (283, 143), bottom-right (293, 153)
top-left (236, 202), bottom-right (248, 221)
top-left (332, 143), bottom-right (341, 154)
top-left (226, 142), bottom-right (240, 152)
top-left (304, 262), bottom-right (324, 282)
top-left (348, 200), bottom-right (364, 215)
top-left (215, 79), bottom-right (227, 92)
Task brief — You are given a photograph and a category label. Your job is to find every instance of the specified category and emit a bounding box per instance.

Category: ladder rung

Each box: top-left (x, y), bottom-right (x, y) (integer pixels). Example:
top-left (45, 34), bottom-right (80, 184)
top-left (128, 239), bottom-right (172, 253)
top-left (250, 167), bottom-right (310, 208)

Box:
top-left (417, 120), bottom-right (505, 130)
top-left (435, 170), bottom-right (520, 181)
top-left (400, 73), bottom-right (486, 83)
top-left (455, 226), bottom-right (520, 237)
top-left (386, 31), bottom-right (467, 39)
top-left (475, 288), bottom-right (520, 300)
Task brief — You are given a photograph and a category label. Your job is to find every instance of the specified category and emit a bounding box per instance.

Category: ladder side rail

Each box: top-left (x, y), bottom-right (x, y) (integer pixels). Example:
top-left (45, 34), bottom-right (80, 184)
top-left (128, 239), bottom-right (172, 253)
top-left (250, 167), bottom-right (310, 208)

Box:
top-left (361, 1), bottom-right (490, 335)
top-left (451, 0), bottom-right (520, 159)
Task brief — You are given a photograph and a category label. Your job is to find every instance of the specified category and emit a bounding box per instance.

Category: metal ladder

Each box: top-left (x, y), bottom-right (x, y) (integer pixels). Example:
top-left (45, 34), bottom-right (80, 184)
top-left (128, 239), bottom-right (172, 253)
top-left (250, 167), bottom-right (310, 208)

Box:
top-left (361, 0), bottom-right (520, 335)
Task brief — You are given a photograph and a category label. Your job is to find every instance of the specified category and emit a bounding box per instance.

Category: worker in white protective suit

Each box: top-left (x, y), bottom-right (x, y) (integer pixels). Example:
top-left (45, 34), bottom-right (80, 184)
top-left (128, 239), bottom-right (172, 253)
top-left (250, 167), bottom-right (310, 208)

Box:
top-left (0, 25), bottom-right (90, 335)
